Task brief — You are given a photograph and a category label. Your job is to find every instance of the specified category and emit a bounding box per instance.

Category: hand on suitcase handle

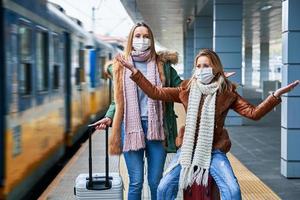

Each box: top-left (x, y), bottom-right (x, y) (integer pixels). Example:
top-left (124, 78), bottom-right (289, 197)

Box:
top-left (89, 117), bottom-right (112, 130)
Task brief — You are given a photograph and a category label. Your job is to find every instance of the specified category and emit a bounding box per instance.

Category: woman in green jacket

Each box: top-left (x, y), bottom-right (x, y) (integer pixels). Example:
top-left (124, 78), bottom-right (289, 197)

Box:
top-left (91, 22), bottom-right (182, 200)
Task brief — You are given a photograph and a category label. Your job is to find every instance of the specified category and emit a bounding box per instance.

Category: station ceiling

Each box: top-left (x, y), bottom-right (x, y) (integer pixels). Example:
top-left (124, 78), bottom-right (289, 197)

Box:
top-left (121, 0), bottom-right (282, 56)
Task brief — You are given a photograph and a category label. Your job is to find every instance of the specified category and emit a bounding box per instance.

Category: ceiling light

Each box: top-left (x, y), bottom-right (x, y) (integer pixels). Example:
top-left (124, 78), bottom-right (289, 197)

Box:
top-left (186, 17), bottom-right (192, 24)
top-left (261, 5), bottom-right (272, 11)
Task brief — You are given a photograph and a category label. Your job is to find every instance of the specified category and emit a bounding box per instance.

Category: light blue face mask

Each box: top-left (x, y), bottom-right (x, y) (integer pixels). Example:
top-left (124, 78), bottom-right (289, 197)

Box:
top-left (132, 37), bottom-right (151, 52)
top-left (194, 67), bottom-right (215, 84)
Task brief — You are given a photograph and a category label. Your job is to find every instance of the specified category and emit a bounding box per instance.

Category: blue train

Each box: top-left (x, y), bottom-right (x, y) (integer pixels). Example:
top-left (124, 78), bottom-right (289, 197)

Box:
top-left (0, 1), bottom-right (118, 199)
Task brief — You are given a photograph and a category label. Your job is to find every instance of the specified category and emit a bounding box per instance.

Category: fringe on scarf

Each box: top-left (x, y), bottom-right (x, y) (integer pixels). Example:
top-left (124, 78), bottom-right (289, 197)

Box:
top-left (179, 166), bottom-right (192, 189)
top-left (147, 119), bottom-right (165, 140)
top-left (193, 167), bottom-right (209, 186)
top-left (123, 131), bottom-right (145, 152)
top-left (179, 166), bottom-right (210, 189)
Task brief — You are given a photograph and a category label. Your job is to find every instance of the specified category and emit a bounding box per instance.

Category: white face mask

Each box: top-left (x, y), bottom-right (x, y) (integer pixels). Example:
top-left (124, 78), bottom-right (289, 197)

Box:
top-left (132, 37), bottom-right (151, 52)
top-left (194, 67), bottom-right (215, 84)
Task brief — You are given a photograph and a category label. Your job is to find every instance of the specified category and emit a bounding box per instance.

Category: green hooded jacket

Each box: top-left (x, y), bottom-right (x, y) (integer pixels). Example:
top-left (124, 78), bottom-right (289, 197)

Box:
top-left (104, 57), bottom-right (182, 153)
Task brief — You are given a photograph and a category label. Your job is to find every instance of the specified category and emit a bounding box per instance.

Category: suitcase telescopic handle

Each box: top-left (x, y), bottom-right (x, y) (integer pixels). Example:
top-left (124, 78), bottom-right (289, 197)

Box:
top-left (105, 126), bottom-right (109, 186)
top-left (88, 126), bottom-right (93, 187)
top-left (88, 125), bottom-right (110, 188)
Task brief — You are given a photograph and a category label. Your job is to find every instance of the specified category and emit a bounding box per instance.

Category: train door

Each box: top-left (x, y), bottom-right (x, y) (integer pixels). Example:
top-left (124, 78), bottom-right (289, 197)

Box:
top-left (64, 32), bottom-right (71, 138)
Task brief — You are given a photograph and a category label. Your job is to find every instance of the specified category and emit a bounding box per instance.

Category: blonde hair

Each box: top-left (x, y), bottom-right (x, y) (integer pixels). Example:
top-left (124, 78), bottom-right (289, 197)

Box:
top-left (190, 49), bottom-right (232, 93)
top-left (124, 22), bottom-right (157, 61)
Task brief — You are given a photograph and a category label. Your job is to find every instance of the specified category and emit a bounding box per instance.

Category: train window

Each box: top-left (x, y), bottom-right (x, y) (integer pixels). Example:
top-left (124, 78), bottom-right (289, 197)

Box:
top-left (20, 64), bottom-right (32, 95)
top-left (53, 35), bottom-right (60, 62)
top-left (79, 49), bottom-right (85, 69)
top-left (79, 49), bottom-right (85, 82)
top-left (19, 25), bottom-right (32, 95)
top-left (36, 31), bottom-right (49, 91)
top-left (100, 56), bottom-right (106, 79)
top-left (75, 67), bottom-right (81, 85)
top-left (53, 65), bottom-right (60, 89)
top-left (53, 35), bottom-right (60, 89)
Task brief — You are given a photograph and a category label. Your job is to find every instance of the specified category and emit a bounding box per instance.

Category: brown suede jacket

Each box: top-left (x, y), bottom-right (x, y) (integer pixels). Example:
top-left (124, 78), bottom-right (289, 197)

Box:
top-left (131, 70), bottom-right (281, 153)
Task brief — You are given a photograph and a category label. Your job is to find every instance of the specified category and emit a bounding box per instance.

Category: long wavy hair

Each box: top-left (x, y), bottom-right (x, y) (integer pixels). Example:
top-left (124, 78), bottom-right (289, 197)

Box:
top-left (124, 22), bottom-right (157, 61)
top-left (190, 49), bottom-right (232, 93)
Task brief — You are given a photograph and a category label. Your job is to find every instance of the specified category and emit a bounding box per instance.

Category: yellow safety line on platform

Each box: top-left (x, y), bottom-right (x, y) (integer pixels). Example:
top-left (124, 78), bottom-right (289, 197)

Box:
top-left (228, 153), bottom-right (281, 200)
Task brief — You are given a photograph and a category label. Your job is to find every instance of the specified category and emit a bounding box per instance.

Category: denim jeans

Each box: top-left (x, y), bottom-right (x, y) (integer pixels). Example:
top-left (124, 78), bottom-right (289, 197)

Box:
top-left (157, 149), bottom-right (242, 200)
top-left (157, 149), bottom-right (182, 200)
top-left (121, 120), bottom-right (167, 200)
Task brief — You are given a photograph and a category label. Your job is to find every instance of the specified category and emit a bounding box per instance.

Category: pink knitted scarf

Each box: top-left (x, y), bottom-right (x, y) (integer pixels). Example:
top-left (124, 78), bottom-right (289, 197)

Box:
top-left (123, 50), bottom-right (165, 152)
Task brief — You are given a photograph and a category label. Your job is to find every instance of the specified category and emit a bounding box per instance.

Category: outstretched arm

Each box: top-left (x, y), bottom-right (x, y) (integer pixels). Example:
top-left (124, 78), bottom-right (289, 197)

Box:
top-left (131, 70), bottom-right (182, 102)
top-left (231, 80), bottom-right (299, 120)
top-left (116, 54), bottom-right (182, 103)
top-left (231, 92), bottom-right (281, 120)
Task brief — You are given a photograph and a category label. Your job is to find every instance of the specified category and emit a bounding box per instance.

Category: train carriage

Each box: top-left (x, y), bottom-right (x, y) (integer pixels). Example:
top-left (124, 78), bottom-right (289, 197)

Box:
top-left (0, 0), bottom-right (116, 199)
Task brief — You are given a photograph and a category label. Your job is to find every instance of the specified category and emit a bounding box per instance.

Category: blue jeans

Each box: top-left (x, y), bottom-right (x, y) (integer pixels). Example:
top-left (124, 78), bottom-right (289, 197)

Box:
top-left (157, 149), bottom-right (182, 200)
top-left (157, 149), bottom-right (242, 200)
top-left (121, 120), bottom-right (167, 200)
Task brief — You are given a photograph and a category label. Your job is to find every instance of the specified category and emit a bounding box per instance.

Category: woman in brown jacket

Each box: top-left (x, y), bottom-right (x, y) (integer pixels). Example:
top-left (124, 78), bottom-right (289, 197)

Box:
top-left (116, 49), bottom-right (299, 200)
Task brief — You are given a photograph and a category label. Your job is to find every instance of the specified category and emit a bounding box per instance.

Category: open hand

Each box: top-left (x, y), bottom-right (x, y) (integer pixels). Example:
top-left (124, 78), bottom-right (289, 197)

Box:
top-left (224, 71), bottom-right (236, 78)
top-left (274, 80), bottom-right (300, 97)
top-left (89, 117), bottom-right (112, 130)
top-left (116, 54), bottom-right (135, 71)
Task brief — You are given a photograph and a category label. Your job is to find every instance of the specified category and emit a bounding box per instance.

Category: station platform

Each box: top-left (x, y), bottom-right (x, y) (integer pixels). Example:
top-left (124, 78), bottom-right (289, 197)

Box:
top-left (38, 88), bottom-right (300, 200)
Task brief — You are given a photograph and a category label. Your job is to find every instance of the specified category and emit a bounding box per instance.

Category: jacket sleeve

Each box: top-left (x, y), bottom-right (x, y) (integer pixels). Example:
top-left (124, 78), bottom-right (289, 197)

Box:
top-left (170, 65), bottom-right (183, 87)
top-left (231, 92), bottom-right (281, 121)
top-left (104, 63), bottom-right (115, 120)
top-left (107, 64), bottom-right (113, 78)
top-left (131, 70), bottom-right (182, 103)
top-left (104, 101), bottom-right (115, 120)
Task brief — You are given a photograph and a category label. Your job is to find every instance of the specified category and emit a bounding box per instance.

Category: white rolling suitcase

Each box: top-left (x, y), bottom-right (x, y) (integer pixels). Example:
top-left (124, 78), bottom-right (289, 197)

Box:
top-left (74, 126), bottom-right (123, 199)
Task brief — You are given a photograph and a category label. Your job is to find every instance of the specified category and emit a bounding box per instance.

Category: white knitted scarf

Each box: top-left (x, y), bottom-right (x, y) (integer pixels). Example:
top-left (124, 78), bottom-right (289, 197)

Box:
top-left (178, 79), bottom-right (219, 189)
